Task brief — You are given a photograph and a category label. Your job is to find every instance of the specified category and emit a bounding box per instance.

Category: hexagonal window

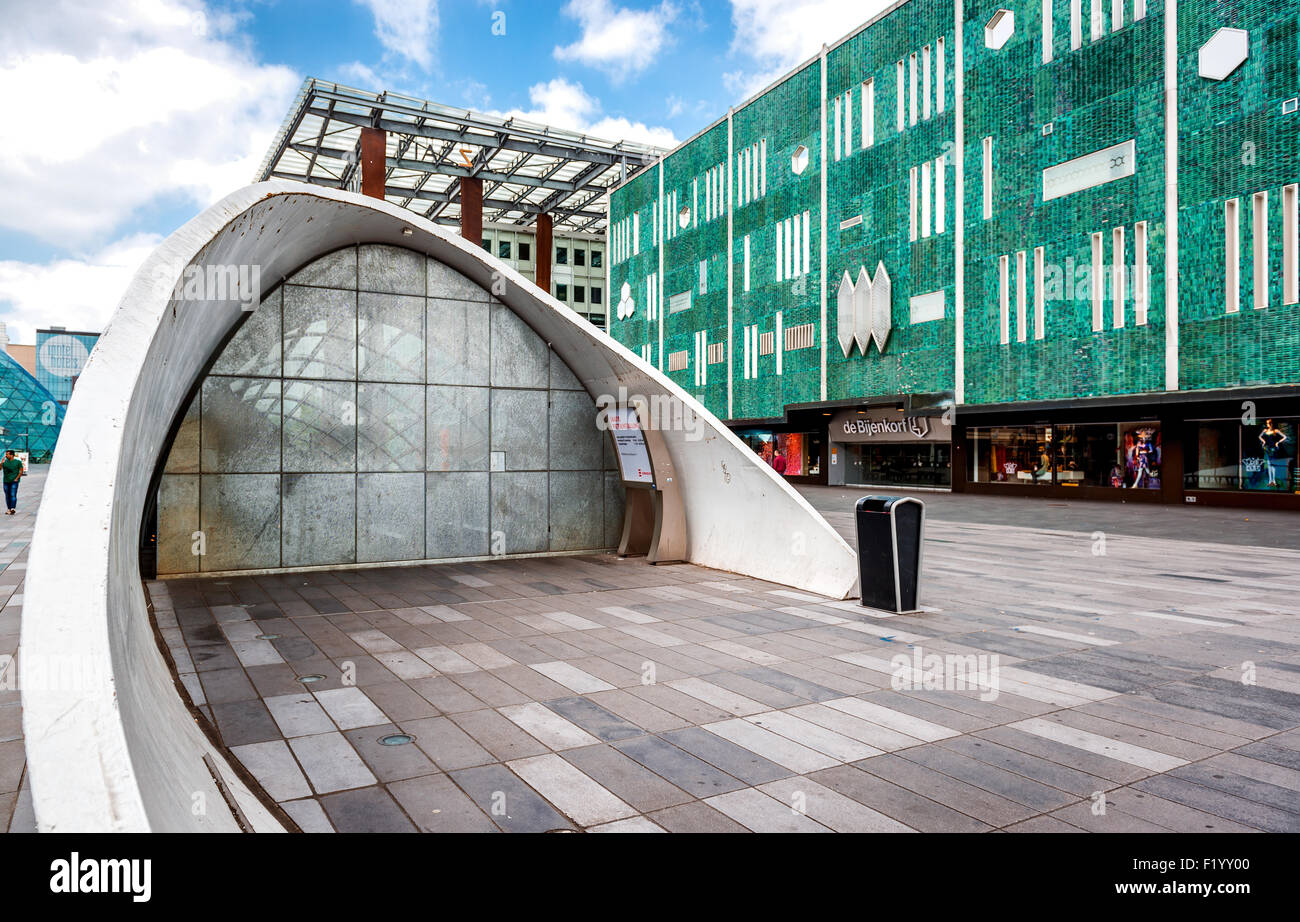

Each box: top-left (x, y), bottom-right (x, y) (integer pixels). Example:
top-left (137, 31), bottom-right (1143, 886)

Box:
top-left (791, 145), bottom-right (809, 175)
top-left (985, 10), bottom-right (1014, 50)
top-left (678, 205), bottom-right (691, 229)
top-left (1198, 27), bottom-right (1248, 81)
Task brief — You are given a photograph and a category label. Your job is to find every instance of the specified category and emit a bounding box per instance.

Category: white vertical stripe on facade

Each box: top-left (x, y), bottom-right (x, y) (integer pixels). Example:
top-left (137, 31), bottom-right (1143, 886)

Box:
top-left (1016, 249), bottom-right (1027, 342)
top-left (658, 160), bottom-right (664, 370)
top-left (953, 1), bottom-right (964, 404)
top-left (834, 95), bottom-right (842, 162)
top-left (1090, 0), bottom-right (1102, 42)
top-left (937, 36), bottom-right (945, 115)
top-left (844, 89), bottom-right (852, 159)
top-left (922, 46), bottom-right (932, 121)
top-left (1071, 0), bottom-right (1082, 50)
top-left (896, 59), bottom-right (905, 131)
top-left (921, 161), bottom-right (932, 238)
top-left (999, 255), bottom-right (1010, 345)
top-left (1091, 231), bottom-right (1105, 330)
top-left (1043, 0), bottom-right (1053, 63)
top-left (982, 136), bottom-right (993, 220)
top-left (744, 235), bottom-right (751, 292)
top-left (909, 166), bottom-right (918, 241)
top-left (760, 139), bottom-right (767, 197)
top-left (1253, 191), bottom-right (1269, 310)
top-left (820, 45), bottom-right (828, 401)
top-left (863, 79), bottom-right (875, 148)
top-left (1113, 225), bottom-right (1126, 327)
top-left (1225, 198), bottom-right (1240, 313)
top-left (727, 109), bottom-right (733, 417)
top-left (1135, 221), bottom-right (1149, 324)
top-left (632, 213), bottom-right (639, 255)
top-left (909, 52), bottom-right (918, 126)
top-left (1284, 184), bottom-right (1299, 304)
top-left (1034, 246), bottom-right (1046, 339)
top-left (1164, 0), bottom-right (1178, 388)
top-left (935, 154), bottom-right (945, 234)
top-left (1111, 0), bottom-right (1123, 32)
top-left (1135, 0), bottom-right (1146, 20)
top-left (791, 216), bottom-right (800, 277)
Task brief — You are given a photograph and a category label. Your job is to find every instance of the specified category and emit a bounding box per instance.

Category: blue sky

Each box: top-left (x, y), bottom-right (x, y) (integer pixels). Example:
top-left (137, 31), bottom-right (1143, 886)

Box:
top-left (0, 0), bottom-right (885, 343)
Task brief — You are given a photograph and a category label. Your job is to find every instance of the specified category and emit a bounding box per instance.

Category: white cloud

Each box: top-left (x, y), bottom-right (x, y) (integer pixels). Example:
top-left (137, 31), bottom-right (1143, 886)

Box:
top-left (0, 235), bottom-right (162, 344)
top-left (500, 78), bottom-right (678, 149)
top-left (355, 0), bottom-right (439, 70)
top-left (726, 0), bottom-right (891, 100)
top-left (554, 0), bottom-right (679, 83)
top-left (0, 0), bottom-right (298, 247)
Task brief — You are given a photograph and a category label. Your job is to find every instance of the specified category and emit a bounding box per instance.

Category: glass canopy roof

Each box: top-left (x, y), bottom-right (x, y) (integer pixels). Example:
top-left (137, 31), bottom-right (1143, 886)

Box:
top-left (257, 78), bottom-right (667, 235)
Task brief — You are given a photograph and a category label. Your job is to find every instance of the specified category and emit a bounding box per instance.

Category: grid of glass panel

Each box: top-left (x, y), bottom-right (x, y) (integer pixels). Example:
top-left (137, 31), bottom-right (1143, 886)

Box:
top-left (0, 349), bottom-right (65, 462)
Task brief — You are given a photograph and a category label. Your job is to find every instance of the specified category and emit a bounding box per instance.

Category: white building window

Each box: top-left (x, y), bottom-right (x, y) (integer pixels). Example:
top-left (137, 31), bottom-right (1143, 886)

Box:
top-left (910, 166), bottom-right (919, 241)
top-left (1016, 249), bottom-right (1028, 342)
top-left (1071, 0), bottom-right (1082, 49)
top-left (1134, 221), bottom-right (1148, 325)
top-left (1091, 231), bottom-right (1104, 329)
top-left (699, 259), bottom-right (708, 296)
top-left (1253, 191), bottom-right (1269, 310)
top-left (1284, 184), bottom-right (1298, 305)
top-left (896, 60), bottom-right (905, 131)
top-left (790, 216), bottom-right (800, 277)
top-left (862, 79), bottom-right (875, 148)
top-left (633, 213), bottom-right (640, 255)
top-left (909, 52), bottom-right (918, 126)
top-left (743, 235), bottom-right (751, 292)
top-left (775, 220), bottom-right (784, 282)
top-left (802, 211), bottom-right (811, 275)
top-left (921, 161), bottom-right (932, 238)
top-left (935, 155), bottom-right (946, 234)
top-left (922, 46), bottom-right (932, 121)
top-left (999, 255), bottom-right (1011, 344)
top-left (1090, 0), bottom-right (1102, 42)
top-left (1043, 0), bottom-right (1054, 63)
top-left (843, 89), bottom-right (853, 159)
top-left (1112, 225), bottom-right (1126, 328)
top-left (982, 136), bottom-right (993, 220)
top-left (834, 96), bottom-right (842, 162)
top-left (1226, 198), bottom-right (1240, 313)
top-left (1111, 0), bottom-right (1122, 32)
top-left (936, 37), bottom-right (945, 114)
top-left (1034, 246), bottom-right (1046, 339)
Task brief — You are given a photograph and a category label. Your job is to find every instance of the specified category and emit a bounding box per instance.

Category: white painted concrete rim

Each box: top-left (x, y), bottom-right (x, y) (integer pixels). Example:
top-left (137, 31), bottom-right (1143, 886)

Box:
top-left (22, 181), bottom-right (858, 833)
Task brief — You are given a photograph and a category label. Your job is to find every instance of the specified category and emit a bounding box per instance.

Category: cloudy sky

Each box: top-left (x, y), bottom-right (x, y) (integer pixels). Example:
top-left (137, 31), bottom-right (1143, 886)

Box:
top-left (0, 0), bottom-right (889, 343)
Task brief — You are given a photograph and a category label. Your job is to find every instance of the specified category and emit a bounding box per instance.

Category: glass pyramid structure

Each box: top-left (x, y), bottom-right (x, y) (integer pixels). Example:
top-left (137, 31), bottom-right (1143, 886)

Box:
top-left (0, 349), bottom-right (65, 462)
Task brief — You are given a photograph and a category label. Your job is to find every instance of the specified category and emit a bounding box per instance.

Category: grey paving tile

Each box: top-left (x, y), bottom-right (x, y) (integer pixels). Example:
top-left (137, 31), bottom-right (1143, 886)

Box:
top-left (736, 666), bottom-right (843, 702)
top-left (319, 786), bottom-right (417, 832)
top-left (402, 716), bottom-right (495, 771)
top-left (936, 735), bottom-right (1112, 797)
top-left (898, 743), bottom-right (1077, 811)
top-left (1132, 774), bottom-right (1297, 833)
top-left (583, 689), bottom-right (691, 733)
top-left (230, 740), bottom-right (312, 801)
top-left (388, 773), bottom-right (499, 832)
top-left (660, 726), bottom-right (794, 785)
top-left (344, 723), bottom-right (439, 783)
top-left (613, 735), bottom-right (747, 797)
top-left (210, 699), bottom-right (281, 747)
top-left (288, 732), bottom-right (377, 794)
top-left (543, 696), bottom-right (646, 742)
top-left (646, 801), bottom-right (751, 833)
top-left (281, 797), bottom-right (335, 833)
top-left (808, 764), bottom-right (992, 833)
top-left (560, 744), bottom-right (695, 813)
top-left (449, 764), bottom-right (575, 833)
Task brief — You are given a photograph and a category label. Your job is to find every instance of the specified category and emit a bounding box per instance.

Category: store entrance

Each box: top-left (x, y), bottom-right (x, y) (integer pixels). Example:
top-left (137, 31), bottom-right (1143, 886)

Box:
top-left (842, 442), bottom-right (951, 488)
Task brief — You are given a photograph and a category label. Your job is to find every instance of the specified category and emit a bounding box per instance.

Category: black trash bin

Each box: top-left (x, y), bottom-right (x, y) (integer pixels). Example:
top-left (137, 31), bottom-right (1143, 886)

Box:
top-left (855, 495), bottom-right (925, 613)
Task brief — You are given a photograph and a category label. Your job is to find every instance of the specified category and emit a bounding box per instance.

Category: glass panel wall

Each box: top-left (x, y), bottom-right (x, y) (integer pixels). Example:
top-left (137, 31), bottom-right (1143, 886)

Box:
top-left (970, 422), bottom-right (1161, 489)
top-left (1186, 417), bottom-right (1297, 493)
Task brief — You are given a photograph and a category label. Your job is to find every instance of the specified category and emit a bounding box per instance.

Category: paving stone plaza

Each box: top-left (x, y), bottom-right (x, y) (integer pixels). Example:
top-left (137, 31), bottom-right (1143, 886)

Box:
top-left (128, 486), bottom-right (1300, 833)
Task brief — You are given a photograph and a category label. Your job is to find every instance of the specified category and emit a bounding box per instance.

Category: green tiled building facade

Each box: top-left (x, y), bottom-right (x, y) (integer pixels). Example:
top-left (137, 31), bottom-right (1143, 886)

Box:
top-left (607, 0), bottom-right (1300, 508)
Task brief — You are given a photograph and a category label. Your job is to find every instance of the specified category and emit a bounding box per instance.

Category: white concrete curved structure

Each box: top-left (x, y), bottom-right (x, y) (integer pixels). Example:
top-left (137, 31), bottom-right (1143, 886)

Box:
top-left (22, 182), bottom-right (857, 832)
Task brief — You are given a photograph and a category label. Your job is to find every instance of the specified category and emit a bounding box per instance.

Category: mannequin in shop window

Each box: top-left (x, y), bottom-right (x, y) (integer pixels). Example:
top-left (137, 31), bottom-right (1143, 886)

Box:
top-left (1033, 444), bottom-right (1052, 483)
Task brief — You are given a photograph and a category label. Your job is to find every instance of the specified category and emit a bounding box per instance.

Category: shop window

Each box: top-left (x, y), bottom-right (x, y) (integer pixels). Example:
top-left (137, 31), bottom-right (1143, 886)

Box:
top-left (971, 423), bottom-right (1162, 488)
top-left (1186, 417), bottom-right (1297, 492)
top-left (737, 430), bottom-right (822, 477)
top-left (969, 426), bottom-right (1053, 484)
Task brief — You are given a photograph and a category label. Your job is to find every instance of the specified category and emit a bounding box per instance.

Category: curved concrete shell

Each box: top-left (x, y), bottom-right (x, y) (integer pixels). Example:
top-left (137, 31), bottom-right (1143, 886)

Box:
top-left (21, 182), bottom-right (857, 832)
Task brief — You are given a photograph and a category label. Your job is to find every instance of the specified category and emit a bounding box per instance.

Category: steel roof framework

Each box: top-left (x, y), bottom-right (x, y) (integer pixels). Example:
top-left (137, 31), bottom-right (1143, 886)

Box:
top-left (257, 78), bottom-right (666, 235)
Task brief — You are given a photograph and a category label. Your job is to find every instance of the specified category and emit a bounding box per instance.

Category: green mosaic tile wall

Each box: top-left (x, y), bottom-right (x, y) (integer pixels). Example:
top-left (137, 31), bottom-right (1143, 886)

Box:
top-left (609, 0), bottom-right (1300, 422)
top-left (963, 0), bottom-right (1168, 404)
top-left (1178, 1), bottom-right (1300, 390)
